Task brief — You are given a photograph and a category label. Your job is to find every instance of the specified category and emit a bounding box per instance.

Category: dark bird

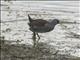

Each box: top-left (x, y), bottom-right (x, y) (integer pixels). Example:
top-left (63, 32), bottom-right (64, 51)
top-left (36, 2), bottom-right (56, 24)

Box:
top-left (28, 14), bottom-right (59, 40)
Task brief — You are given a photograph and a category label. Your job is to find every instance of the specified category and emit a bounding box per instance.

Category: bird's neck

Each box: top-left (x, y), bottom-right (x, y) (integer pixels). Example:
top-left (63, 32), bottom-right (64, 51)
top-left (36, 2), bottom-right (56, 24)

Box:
top-left (49, 22), bottom-right (58, 30)
top-left (50, 22), bottom-right (57, 26)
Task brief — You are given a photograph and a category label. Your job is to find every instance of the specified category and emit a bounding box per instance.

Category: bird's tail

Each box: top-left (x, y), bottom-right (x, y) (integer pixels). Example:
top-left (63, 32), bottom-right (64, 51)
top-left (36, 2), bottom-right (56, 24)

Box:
top-left (28, 14), bottom-right (33, 22)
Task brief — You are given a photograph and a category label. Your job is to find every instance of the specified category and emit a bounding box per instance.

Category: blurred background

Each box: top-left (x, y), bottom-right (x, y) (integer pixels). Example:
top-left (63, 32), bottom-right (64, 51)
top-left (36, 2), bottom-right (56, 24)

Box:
top-left (1, 0), bottom-right (80, 59)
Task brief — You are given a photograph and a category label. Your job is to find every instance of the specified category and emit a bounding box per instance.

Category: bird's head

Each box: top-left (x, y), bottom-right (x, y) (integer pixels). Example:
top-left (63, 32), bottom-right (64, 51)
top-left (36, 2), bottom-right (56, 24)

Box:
top-left (51, 19), bottom-right (59, 25)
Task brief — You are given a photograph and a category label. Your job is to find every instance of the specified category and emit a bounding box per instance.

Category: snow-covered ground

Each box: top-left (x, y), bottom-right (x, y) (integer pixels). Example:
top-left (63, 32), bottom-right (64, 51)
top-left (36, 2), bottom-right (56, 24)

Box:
top-left (1, 1), bottom-right (80, 57)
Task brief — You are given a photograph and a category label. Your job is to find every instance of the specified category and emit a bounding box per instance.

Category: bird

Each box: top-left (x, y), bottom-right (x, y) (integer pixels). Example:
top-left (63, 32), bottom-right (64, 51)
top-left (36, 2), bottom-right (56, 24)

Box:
top-left (28, 14), bottom-right (59, 40)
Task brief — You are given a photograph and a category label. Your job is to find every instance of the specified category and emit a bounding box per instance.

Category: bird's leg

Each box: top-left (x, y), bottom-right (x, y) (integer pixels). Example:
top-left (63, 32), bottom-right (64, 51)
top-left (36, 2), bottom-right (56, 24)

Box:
top-left (36, 33), bottom-right (40, 46)
top-left (32, 32), bottom-right (36, 48)
top-left (33, 32), bottom-right (36, 39)
top-left (36, 33), bottom-right (40, 40)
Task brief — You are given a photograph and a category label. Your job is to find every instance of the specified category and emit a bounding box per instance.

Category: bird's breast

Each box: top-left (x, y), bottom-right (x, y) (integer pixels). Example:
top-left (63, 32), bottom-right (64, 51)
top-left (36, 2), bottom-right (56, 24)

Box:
top-left (29, 25), bottom-right (54, 33)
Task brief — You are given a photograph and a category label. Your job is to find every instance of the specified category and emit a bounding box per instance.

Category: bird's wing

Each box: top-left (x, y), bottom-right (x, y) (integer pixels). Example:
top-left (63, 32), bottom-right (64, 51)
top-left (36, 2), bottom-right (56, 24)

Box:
top-left (31, 19), bottom-right (49, 27)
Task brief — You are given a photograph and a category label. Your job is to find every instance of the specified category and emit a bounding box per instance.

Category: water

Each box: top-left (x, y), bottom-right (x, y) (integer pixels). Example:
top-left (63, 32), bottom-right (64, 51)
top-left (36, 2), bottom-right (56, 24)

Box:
top-left (1, 1), bottom-right (80, 57)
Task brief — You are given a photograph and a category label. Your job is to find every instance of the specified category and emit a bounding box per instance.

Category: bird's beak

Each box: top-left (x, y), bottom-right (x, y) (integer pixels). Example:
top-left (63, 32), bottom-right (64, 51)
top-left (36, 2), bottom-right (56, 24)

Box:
top-left (59, 21), bottom-right (80, 24)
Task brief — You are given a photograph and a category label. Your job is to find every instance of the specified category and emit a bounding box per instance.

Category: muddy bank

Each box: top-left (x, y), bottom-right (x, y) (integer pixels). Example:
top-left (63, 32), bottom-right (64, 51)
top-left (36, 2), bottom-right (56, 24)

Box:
top-left (0, 39), bottom-right (80, 60)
